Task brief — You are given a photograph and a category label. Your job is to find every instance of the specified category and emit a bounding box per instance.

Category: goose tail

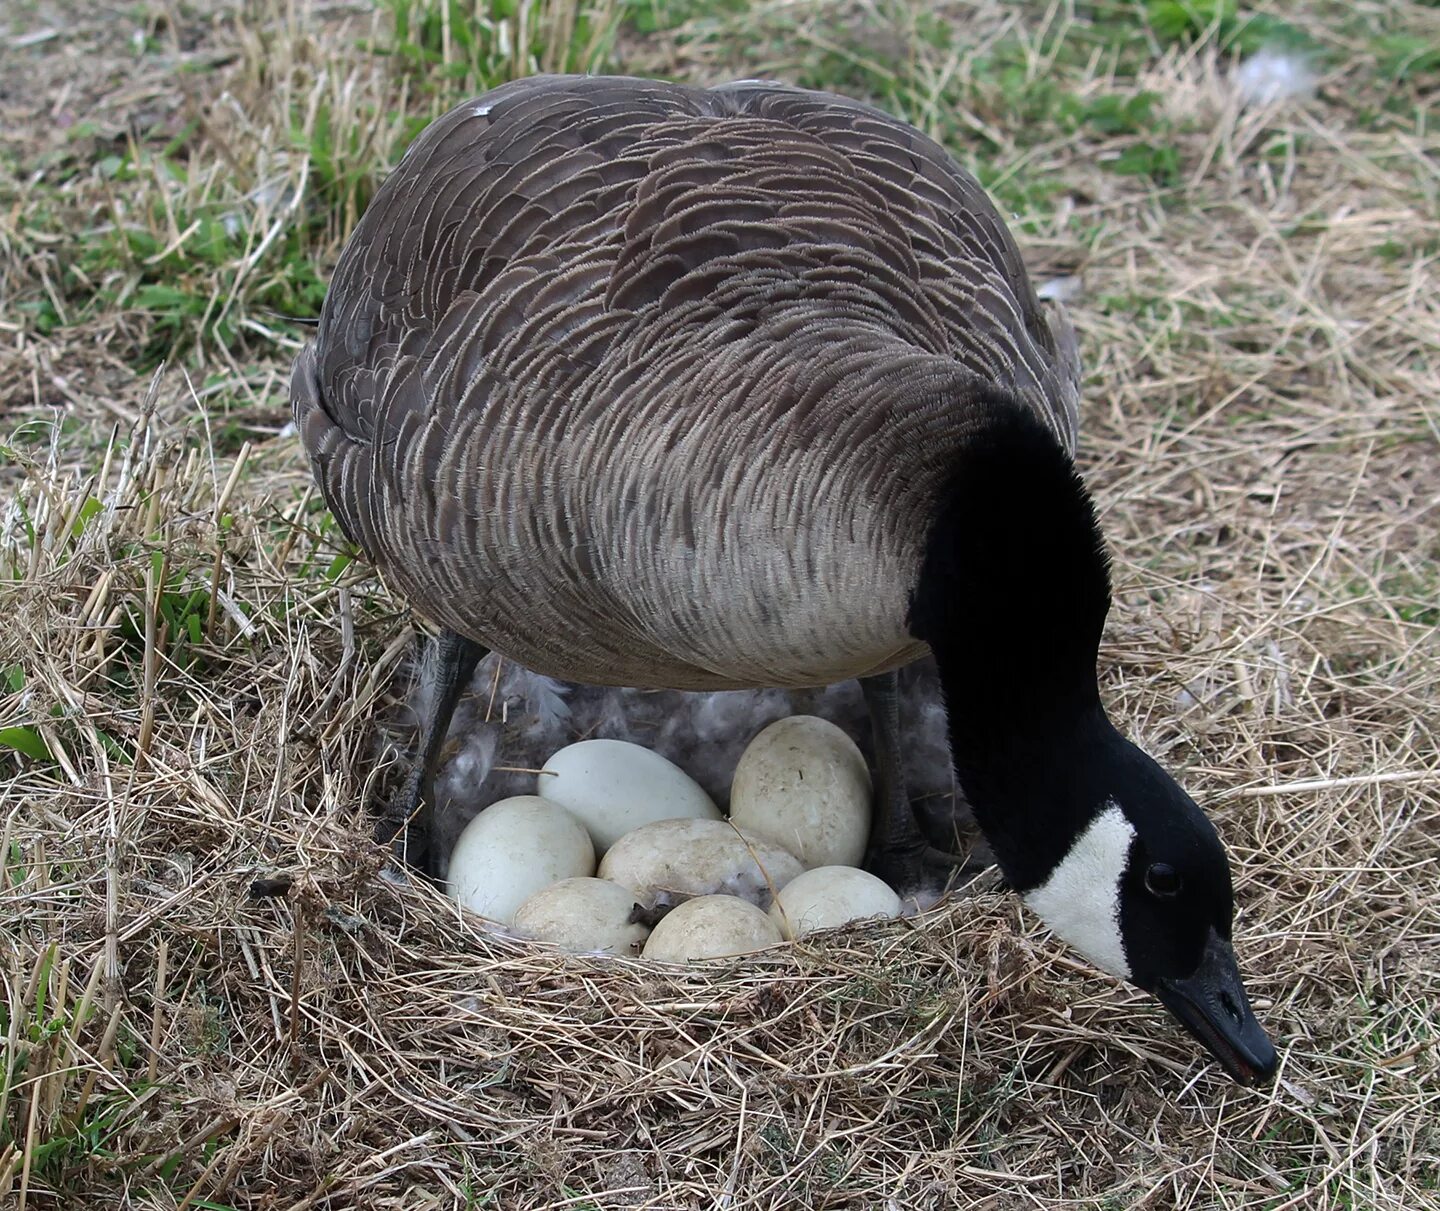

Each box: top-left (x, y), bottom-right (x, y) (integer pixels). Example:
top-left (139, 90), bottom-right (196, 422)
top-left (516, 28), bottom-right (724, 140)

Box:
top-left (290, 342), bottom-right (369, 551)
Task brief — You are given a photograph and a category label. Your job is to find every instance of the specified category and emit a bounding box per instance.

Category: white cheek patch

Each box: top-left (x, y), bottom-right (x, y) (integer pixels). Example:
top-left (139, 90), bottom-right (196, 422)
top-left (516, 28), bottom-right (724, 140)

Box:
top-left (1023, 803), bottom-right (1135, 979)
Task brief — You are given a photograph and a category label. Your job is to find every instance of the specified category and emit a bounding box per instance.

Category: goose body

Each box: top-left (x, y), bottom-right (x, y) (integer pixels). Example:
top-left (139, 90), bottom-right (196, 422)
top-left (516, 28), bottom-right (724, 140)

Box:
top-left (294, 75), bottom-right (1278, 1086)
top-left (291, 75), bottom-right (1078, 690)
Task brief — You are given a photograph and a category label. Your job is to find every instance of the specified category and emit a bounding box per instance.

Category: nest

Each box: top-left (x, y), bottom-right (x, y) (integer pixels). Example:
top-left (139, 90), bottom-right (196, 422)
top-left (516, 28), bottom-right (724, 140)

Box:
top-left (3, 355), bottom-right (1435, 1209)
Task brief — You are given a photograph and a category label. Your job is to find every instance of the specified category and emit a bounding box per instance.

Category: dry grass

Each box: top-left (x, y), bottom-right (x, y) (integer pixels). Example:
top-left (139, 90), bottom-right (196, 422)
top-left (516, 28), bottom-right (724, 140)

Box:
top-left (2, 0), bottom-right (1439, 1207)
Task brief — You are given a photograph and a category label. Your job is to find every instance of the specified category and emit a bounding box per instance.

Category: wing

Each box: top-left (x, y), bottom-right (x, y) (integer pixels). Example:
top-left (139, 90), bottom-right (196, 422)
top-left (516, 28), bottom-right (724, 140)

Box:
top-left (290, 76), bottom-right (1083, 687)
top-left (293, 77), bottom-right (1081, 541)
top-left (291, 75), bottom-right (716, 552)
top-left (709, 80), bottom-right (1081, 454)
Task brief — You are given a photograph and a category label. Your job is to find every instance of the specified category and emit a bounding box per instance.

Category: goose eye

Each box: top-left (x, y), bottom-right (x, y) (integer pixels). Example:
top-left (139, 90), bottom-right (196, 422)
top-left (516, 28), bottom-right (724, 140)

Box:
top-left (1145, 863), bottom-right (1183, 898)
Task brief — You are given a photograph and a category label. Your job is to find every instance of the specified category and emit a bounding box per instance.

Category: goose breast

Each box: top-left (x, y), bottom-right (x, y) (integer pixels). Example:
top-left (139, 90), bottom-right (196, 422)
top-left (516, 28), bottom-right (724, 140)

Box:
top-left (292, 75), bottom-right (1079, 690)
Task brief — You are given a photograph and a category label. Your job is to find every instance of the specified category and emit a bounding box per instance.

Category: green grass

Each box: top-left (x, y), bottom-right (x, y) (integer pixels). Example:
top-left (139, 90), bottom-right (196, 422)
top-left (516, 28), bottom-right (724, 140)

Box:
top-left (30, 139), bottom-right (333, 366)
top-left (1144, 0), bottom-right (1317, 55)
top-left (8, 0), bottom-right (1384, 375)
top-left (4, 0), bottom-right (623, 374)
top-left (1, 947), bottom-right (138, 1198)
top-left (379, 0), bottom-right (622, 91)
top-left (1374, 31), bottom-right (1440, 80)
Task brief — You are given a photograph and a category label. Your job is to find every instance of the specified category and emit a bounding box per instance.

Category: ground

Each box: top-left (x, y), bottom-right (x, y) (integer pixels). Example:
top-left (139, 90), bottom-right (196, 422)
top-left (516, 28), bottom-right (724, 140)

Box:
top-left (1, 0), bottom-right (1438, 1207)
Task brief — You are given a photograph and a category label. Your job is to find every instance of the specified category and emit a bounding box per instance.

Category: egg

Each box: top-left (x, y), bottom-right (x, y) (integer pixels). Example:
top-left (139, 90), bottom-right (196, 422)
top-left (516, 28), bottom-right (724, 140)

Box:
top-left (538, 738), bottom-right (720, 854)
top-left (512, 878), bottom-right (650, 955)
top-left (641, 895), bottom-right (783, 962)
top-left (446, 796), bottom-right (595, 924)
top-left (598, 818), bottom-right (804, 910)
top-left (728, 716), bottom-right (872, 867)
top-left (768, 866), bottom-right (902, 939)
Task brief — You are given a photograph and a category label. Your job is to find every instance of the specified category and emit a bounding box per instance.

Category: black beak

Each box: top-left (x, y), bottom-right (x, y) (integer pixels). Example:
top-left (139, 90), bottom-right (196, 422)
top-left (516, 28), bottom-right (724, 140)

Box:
top-left (1154, 929), bottom-right (1278, 1086)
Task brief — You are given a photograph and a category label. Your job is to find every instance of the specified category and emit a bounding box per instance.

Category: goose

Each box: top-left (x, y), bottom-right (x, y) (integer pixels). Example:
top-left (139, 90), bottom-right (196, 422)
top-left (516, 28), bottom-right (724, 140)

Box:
top-left (291, 75), bottom-right (1278, 1085)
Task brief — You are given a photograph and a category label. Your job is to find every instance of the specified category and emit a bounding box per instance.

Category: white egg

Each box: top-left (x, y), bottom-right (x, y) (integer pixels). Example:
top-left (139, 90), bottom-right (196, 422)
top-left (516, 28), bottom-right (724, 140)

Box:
top-left (641, 895), bottom-right (783, 962)
top-left (768, 866), bottom-right (902, 939)
top-left (446, 796), bottom-right (595, 924)
top-left (538, 738), bottom-right (720, 854)
top-left (512, 878), bottom-right (650, 955)
top-left (728, 715), bottom-right (872, 867)
top-left (598, 818), bottom-right (804, 910)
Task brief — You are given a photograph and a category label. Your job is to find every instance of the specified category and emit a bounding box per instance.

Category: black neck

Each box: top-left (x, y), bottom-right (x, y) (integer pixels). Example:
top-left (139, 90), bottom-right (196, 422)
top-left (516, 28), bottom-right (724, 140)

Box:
top-left (907, 395), bottom-right (1116, 887)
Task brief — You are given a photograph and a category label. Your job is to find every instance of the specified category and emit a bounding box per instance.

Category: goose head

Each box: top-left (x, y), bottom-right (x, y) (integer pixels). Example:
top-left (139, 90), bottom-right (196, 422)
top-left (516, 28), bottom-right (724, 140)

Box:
top-left (1011, 723), bottom-right (1278, 1086)
top-left (909, 393), bottom-right (1278, 1085)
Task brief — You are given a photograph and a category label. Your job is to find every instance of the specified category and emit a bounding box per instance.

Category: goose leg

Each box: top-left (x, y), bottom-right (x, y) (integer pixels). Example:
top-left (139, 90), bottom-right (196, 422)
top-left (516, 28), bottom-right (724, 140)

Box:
top-left (374, 628), bottom-right (487, 878)
top-left (860, 671), bottom-right (965, 897)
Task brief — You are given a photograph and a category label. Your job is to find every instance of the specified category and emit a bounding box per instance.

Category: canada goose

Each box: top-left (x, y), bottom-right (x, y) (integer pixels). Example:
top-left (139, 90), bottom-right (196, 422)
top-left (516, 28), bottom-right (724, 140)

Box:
top-left (292, 75), bottom-right (1278, 1084)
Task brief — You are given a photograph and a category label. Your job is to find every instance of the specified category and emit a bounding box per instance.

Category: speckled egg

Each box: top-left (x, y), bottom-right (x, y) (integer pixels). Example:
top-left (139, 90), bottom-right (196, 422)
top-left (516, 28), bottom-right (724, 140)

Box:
top-left (728, 716), bottom-right (872, 867)
top-left (512, 877), bottom-right (650, 955)
top-left (598, 818), bottom-right (804, 909)
top-left (641, 895), bottom-right (783, 962)
top-left (768, 866), bottom-right (902, 939)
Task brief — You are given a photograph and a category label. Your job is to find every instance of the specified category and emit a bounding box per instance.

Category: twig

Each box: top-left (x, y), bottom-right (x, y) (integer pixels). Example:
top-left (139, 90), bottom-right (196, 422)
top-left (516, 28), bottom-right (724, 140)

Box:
top-left (147, 937), bottom-right (169, 1085)
top-left (1229, 770), bottom-right (1440, 798)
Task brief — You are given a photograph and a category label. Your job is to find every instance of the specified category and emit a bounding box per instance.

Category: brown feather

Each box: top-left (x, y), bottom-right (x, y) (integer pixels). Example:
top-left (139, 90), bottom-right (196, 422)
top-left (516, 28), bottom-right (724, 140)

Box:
top-left (292, 75), bottom-right (1081, 690)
